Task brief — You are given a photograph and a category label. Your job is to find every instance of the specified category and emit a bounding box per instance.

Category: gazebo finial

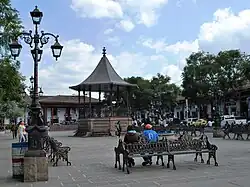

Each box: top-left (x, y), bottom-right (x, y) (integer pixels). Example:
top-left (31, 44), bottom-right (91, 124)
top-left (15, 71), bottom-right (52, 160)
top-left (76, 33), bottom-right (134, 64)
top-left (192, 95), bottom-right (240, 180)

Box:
top-left (102, 47), bottom-right (106, 56)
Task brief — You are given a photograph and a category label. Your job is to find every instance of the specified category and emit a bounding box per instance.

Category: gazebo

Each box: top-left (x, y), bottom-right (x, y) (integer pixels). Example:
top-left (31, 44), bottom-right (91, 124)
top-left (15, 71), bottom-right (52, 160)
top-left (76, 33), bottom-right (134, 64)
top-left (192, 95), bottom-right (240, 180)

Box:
top-left (69, 47), bottom-right (137, 136)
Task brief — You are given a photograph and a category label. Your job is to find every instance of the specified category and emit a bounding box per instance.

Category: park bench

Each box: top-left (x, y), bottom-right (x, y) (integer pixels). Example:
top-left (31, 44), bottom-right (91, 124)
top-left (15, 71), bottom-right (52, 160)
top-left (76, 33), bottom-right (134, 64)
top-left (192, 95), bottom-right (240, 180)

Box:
top-left (223, 124), bottom-right (250, 140)
top-left (115, 134), bottom-right (218, 174)
top-left (43, 136), bottom-right (72, 166)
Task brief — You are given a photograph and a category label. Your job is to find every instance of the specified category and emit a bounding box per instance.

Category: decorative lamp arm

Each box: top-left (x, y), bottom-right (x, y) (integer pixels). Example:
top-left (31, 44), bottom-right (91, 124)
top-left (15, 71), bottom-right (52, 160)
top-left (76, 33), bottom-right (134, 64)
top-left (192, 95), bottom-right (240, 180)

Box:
top-left (40, 31), bottom-right (59, 48)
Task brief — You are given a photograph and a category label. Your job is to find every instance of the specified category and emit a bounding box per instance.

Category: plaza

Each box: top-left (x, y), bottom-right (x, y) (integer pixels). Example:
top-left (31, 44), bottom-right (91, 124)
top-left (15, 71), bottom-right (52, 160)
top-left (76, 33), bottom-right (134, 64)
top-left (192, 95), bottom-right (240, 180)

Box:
top-left (0, 131), bottom-right (250, 187)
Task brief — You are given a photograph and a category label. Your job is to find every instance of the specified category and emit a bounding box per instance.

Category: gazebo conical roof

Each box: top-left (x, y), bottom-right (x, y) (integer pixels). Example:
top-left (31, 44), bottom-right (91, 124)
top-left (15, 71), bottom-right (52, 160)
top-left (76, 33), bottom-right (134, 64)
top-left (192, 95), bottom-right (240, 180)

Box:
top-left (69, 47), bottom-right (137, 92)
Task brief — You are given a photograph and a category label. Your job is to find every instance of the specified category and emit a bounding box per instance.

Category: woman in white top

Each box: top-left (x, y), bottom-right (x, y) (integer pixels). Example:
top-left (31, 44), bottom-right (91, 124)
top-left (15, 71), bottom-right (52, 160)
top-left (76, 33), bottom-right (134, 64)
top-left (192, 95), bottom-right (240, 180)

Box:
top-left (18, 122), bottom-right (26, 142)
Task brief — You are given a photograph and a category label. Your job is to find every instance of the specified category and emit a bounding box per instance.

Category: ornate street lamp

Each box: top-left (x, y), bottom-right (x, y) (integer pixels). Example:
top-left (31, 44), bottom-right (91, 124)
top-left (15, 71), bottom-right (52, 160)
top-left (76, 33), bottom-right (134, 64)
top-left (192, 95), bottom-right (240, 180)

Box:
top-left (30, 6), bottom-right (43, 25)
top-left (8, 6), bottom-right (63, 157)
top-left (31, 48), bottom-right (43, 62)
top-left (9, 40), bottom-right (22, 59)
top-left (51, 41), bottom-right (63, 60)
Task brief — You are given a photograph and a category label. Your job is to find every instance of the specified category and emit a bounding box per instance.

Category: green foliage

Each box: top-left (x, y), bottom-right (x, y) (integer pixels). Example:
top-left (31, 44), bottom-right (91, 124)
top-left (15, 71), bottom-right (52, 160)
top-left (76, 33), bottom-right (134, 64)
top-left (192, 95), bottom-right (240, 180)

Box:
top-left (0, 0), bottom-right (23, 56)
top-left (0, 0), bottom-right (25, 120)
top-left (0, 58), bottom-right (25, 102)
top-left (103, 74), bottom-right (180, 111)
top-left (124, 74), bottom-right (181, 110)
top-left (0, 101), bottom-right (23, 119)
top-left (216, 50), bottom-right (247, 92)
top-left (182, 49), bottom-right (250, 103)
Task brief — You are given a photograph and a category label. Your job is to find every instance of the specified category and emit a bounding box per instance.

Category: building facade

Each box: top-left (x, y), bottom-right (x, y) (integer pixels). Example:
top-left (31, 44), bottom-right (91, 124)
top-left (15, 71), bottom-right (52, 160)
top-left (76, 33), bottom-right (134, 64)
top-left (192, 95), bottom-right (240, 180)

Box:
top-left (39, 95), bottom-right (100, 125)
top-left (174, 92), bottom-right (247, 120)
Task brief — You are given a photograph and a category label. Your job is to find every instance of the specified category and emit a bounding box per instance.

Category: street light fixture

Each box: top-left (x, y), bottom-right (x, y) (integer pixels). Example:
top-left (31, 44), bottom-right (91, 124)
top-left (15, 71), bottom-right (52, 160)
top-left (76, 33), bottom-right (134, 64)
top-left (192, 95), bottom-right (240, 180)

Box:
top-left (51, 41), bottom-right (63, 60)
top-left (30, 6), bottom-right (43, 25)
top-left (9, 40), bottom-right (22, 59)
top-left (31, 48), bottom-right (43, 62)
top-left (8, 6), bottom-right (63, 157)
top-left (39, 87), bottom-right (43, 96)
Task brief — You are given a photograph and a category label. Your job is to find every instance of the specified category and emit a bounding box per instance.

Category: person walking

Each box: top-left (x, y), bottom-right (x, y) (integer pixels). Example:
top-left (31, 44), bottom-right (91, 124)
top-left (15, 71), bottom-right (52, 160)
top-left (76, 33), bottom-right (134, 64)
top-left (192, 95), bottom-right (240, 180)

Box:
top-left (11, 123), bottom-right (18, 139)
top-left (18, 122), bottom-right (26, 142)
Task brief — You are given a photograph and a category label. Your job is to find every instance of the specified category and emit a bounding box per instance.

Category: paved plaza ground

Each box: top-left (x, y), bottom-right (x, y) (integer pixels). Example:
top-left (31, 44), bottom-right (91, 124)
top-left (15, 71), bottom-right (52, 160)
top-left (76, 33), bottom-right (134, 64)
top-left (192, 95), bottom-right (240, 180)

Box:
top-left (1, 131), bottom-right (250, 187)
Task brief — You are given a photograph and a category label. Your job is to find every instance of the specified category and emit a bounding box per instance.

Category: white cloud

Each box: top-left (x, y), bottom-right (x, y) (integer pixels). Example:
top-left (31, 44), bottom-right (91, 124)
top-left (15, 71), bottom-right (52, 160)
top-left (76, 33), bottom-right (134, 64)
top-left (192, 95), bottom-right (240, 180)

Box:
top-left (122, 0), bottom-right (168, 26)
top-left (70, 0), bottom-right (123, 19)
top-left (139, 8), bottom-right (250, 86)
top-left (118, 20), bottom-right (135, 32)
top-left (70, 0), bottom-right (168, 28)
top-left (141, 38), bottom-right (168, 53)
top-left (38, 39), bottom-right (157, 95)
top-left (150, 55), bottom-right (166, 61)
top-left (25, 8), bottom-right (250, 95)
top-left (105, 36), bottom-right (121, 46)
top-left (104, 28), bottom-right (113, 35)
top-left (198, 8), bottom-right (250, 53)
top-left (162, 64), bottom-right (182, 84)
top-left (140, 38), bottom-right (199, 54)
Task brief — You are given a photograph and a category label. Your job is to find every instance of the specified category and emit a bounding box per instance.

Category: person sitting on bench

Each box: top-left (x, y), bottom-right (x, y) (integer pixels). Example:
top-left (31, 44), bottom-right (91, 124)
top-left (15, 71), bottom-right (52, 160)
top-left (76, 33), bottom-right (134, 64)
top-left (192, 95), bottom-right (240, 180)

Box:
top-left (142, 124), bottom-right (159, 166)
top-left (124, 125), bottom-right (140, 166)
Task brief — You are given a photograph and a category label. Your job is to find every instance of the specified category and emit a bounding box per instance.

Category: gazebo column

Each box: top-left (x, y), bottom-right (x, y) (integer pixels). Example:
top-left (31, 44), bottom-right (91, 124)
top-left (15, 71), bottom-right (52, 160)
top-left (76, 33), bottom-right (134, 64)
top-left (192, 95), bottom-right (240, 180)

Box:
top-left (78, 90), bottom-right (80, 104)
top-left (83, 89), bottom-right (86, 118)
top-left (89, 85), bottom-right (92, 118)
top-left (110, 84), bottom-right (113, 117)
top-left (78, 90), bottom-right (80, 119)
top-left (98, 85), bottom-right (101, 117)
top-left (126, 86), bottom-right (130, 117)
top-left (116, 86), bottom-right (119, 116)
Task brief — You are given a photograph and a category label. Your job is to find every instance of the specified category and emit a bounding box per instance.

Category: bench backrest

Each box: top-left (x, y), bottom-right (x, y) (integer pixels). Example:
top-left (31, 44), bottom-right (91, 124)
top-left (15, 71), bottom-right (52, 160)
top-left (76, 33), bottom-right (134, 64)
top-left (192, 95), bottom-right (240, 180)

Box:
top-left (168, 139), bottom-right (205, 152)
top-left (124, 138), bottom-right (207, 154)
top-left (124, 141), bottom-right (169, 155)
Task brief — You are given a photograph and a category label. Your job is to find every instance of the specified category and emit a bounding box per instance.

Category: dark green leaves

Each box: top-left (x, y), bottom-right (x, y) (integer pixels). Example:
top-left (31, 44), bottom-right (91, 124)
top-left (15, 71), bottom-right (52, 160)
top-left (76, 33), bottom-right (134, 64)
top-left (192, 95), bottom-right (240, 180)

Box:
top-left (0, 0), bottom-right (25, 119)
top-left (182, 50), bottom-right (250, 102)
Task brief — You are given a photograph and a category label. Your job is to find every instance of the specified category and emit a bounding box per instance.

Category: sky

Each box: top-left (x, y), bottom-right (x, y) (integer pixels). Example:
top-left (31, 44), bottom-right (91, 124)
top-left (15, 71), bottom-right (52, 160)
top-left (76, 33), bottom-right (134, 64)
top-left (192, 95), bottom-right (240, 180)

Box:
top-left (11, 0), bottom-right (250, 96)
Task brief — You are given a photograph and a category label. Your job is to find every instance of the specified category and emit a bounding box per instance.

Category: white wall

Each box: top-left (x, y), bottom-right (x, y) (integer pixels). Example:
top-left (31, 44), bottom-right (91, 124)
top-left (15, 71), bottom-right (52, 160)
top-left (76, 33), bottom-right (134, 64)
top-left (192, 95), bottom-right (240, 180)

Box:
top-left (45, 107), bottom-right (79, 123)
top-left (174, 105), bottom-right (183, 118)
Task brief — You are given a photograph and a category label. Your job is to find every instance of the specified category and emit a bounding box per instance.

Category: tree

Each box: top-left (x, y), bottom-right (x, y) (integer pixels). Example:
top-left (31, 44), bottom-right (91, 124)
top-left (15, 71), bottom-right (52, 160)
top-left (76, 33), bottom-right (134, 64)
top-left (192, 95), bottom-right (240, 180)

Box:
top-left (0, 101), bottom-right (24, 120)
top-left (103, 73), bottom-right (180, 113)
top-left (241, 53), bottom-right (250, 81)
top-left (182, 51), bottom-right (217, 102)
top-left (0, 0), bottom-right (23, 56)
top-left (182, 49), bottom-right (250, 129)
top-left (182, 50), bottom-right (249, 101)
top-left (150, 73), bottom-right (180, 111)
top-left (0, 0), bottom-right (25, 122)
top-left (216, 50), bottom-right (248, 94)
top-left (124, 76), bottom-right (153, 110)
top-left (124, 74), bottom-right (180, 111)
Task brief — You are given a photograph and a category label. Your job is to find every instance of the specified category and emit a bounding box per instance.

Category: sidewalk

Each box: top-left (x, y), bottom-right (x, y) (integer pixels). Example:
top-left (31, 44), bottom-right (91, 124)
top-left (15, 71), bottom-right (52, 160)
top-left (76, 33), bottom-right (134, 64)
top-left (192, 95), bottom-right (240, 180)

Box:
top-left (0, 132), bottom-right (20, 186)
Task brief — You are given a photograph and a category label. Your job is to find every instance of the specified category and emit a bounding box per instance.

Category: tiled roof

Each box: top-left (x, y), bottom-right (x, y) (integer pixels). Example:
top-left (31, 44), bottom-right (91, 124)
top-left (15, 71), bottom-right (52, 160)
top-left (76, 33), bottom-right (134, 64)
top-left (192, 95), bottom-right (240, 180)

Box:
top-left (39, 95), bottom-right (99, 104)
top-left (69, 47), bottom-right (137, 92)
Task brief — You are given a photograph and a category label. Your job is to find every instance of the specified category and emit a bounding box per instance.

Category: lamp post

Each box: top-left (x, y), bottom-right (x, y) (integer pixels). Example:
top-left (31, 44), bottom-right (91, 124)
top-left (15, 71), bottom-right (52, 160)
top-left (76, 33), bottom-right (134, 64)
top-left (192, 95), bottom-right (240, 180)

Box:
top-left (9, 6), bottom-right (63, 156)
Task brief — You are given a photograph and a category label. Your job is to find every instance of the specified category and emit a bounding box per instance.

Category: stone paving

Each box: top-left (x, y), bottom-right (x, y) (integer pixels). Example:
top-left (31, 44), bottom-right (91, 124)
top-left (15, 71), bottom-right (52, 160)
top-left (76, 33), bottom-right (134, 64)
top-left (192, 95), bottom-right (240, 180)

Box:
top-left (1, 131), bottom-right (250, 187)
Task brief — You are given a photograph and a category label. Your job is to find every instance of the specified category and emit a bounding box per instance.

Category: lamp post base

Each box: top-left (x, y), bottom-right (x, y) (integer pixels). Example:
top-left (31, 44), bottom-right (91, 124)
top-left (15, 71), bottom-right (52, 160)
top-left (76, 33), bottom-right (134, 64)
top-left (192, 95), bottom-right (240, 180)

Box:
top-left (23, 150), bottom-right (48, 182)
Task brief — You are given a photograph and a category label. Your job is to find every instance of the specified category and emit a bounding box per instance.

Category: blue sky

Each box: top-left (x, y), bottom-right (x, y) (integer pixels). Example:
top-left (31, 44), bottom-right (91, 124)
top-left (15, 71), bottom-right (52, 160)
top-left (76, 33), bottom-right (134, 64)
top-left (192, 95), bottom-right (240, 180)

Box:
top-left (11, 0), bottom-right (250, 95)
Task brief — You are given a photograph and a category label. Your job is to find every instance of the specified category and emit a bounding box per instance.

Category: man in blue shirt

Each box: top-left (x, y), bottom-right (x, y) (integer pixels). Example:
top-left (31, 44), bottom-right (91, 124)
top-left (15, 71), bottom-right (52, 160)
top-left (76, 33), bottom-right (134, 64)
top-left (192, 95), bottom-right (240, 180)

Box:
top-left (142, 124), bottom-right (159, 166)
top-left (143, 124), bottom-right (159, 142)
